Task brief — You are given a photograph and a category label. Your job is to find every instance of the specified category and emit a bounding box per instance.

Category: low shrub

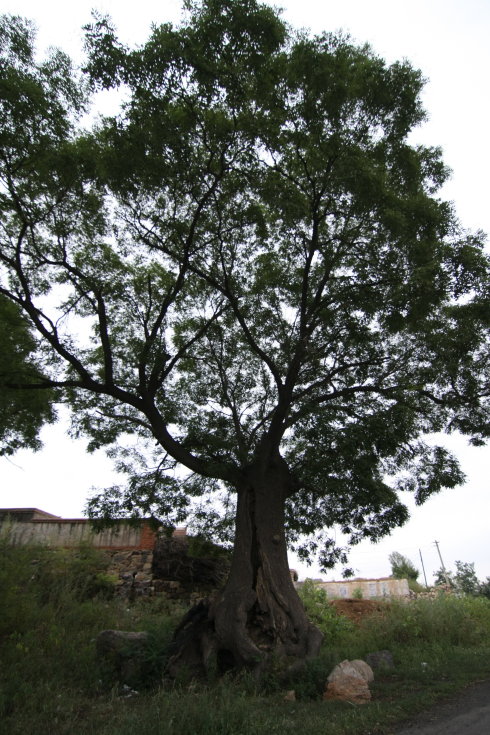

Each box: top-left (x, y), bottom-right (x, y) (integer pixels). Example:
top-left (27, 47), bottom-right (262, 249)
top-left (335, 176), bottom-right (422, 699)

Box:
top-left (298, 579), bottom-right (355, 641)
top-left (360, 595), bottom-right (490, 648)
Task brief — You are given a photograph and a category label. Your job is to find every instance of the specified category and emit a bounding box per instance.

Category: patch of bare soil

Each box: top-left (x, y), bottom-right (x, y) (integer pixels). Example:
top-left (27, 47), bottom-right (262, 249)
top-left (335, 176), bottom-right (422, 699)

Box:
top-left (329, 598), bottom-right (389, 624)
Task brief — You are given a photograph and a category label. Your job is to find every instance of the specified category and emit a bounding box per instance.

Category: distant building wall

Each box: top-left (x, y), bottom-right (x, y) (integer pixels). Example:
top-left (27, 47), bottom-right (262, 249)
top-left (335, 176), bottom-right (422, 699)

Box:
top-left (0, 508), bottom-right (60, 522)
top-left (1, 518), bottom-right (156, 549)
top-left (0, 509), bottom-right (186, 550)
top-left (315, 577), bottom-right (410, 599)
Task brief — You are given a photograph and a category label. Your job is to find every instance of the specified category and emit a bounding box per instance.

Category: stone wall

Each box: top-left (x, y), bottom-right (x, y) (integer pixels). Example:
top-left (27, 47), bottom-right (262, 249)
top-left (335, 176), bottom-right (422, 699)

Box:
top-left (0, 508), bottom-right (191, 600)
top-left (102, 541), bottom-right (227, 603)
top-left (103, 549), bottom-right (155, 597)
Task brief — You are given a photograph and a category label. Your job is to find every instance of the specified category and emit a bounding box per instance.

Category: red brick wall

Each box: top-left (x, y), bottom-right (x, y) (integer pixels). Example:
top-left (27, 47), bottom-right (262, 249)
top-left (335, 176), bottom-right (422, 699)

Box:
top-left (140, 523), bottom-right (158, 550)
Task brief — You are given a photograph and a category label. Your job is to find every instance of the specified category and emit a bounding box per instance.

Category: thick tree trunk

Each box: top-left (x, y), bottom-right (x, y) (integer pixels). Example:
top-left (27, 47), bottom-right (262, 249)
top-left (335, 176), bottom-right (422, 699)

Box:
top-left (166, 453), bottom-right (323, 678)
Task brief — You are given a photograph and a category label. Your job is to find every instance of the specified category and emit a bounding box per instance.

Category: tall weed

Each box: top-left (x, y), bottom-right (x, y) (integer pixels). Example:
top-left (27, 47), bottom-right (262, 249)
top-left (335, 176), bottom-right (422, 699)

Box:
top-left (360, 595), bottom-right (490, 648)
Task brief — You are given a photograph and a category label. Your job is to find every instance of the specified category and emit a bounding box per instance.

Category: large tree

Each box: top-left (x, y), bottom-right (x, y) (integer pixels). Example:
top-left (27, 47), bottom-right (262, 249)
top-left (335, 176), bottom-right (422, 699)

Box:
top-left (1, 1), bottom-right (488, 674)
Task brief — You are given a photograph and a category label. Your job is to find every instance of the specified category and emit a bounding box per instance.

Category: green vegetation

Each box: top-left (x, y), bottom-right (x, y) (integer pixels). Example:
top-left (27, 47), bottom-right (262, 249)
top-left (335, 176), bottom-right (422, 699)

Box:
top-left (389, 551), bottom-right (425, 593)
top-left (297, 580), bottom-right (355, 641)
top-left (1, 0), bottom-right (489, 672)
top-left (1, 541), bottom-right (490, 735)
top-left (434, 560), bottom-right (490, 598)
top-left (0, 295), bottom-right (56, 456)
top-left (389, 551), bottom-right (420, 582)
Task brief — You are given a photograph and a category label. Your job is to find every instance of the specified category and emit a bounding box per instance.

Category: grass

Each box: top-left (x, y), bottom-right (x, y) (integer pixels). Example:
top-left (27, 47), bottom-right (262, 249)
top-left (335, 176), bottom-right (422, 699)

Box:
top-left (1, 540), bottom-right (490, 735)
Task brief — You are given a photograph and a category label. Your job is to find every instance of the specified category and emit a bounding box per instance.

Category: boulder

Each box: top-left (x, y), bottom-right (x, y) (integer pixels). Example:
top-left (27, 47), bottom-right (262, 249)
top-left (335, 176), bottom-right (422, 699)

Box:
top-left (324, 659), bottom-right (374, 704)
top-left (324, 674), bottom-right (371, 704)
top-left (365, 649), bottom-right (395, 671)
top-left (327, 658), bottom-right (374, 683)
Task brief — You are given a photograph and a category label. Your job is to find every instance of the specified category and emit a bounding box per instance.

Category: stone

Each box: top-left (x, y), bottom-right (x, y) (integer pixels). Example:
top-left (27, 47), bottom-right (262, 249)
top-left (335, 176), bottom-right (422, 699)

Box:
top-left (327, 659), bottom-right (374, 683)
top-left (134, 572), bottom-right (151, 583)
top-left (350, 659), bottom-right (374, 683)
top-left (324, 659), bottom-right (373, 704)
top-left (283, 690), bottom-right (296, 701)
top-left (365, 650), bottom-right (395, 671)
top-left (323, 675), bottom-right (371, 704)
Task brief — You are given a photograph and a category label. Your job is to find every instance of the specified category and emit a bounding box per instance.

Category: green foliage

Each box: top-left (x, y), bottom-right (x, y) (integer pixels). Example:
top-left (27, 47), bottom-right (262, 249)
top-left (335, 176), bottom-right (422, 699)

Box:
top-left (389, 551), bottom-right (419, 581)
top-left (453, 561), bottom-right (481, 596)
top-left (32, 544), bottom-right (118, 603)
top-left (0, 296), bottom-right (56, 455)
top-left (361, 596), bottom-right (490, 648)
top-left (297, 579), bottom-right (354, 641)
top-left (434, 567), bottom-right (454, 588)
top-left (435, 560), bottom-right (487, 597)
top-left (0, 1), bottom-right (489, 574)
top-left (479, 579), bottom-right (490, 599)
top-left (186, 534), bottom-right (231, 558)
top-left (407, 578), bottom-right (425, 593)
top-left (0, 536), bottom-right (116, 638)
top-left (1, 542), bottom-right (490, 734)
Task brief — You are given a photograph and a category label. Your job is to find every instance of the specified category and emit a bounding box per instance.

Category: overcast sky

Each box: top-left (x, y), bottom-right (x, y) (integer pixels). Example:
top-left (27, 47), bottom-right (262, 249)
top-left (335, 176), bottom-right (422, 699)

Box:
top-left (1, 0), bottom-right (489, 584)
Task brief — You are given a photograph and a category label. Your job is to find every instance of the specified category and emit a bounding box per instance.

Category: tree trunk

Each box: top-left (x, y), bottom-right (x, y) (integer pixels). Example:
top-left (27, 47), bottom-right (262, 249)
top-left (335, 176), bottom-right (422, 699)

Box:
top-left (166, 452), bottom-right (323, 678)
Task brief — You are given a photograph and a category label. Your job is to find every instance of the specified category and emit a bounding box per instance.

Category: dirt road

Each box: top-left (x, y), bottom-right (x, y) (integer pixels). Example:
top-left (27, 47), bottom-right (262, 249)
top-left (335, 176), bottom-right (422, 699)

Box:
top-left (393, 679), bottom-right (490, 734)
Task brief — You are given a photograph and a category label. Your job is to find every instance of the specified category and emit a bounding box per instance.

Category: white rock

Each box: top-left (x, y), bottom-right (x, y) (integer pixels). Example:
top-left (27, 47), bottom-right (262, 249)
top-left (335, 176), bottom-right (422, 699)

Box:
top-left (327, 658), bottom-right (374, 683)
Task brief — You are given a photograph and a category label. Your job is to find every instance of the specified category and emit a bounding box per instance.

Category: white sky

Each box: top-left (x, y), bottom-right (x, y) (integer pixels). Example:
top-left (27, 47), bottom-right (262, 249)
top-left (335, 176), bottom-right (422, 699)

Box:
top-left (1, 0), bottom-right (489, 584)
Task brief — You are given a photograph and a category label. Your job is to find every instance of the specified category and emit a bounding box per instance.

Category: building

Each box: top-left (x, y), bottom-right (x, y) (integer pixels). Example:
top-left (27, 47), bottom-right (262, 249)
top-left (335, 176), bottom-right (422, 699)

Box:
top-left (314, 577), bottom-right (410, 599)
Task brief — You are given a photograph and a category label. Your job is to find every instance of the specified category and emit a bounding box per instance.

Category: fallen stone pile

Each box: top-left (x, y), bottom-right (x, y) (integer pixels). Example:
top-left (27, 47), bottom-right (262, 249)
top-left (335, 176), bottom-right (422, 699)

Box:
top-left (409, 585), bottom-right (454, 599)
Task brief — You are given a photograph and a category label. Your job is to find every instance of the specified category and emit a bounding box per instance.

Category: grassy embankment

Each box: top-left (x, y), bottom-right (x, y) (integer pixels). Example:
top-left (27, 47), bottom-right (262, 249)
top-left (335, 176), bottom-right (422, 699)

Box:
top-left (1, 539), bottom-right (490, 735)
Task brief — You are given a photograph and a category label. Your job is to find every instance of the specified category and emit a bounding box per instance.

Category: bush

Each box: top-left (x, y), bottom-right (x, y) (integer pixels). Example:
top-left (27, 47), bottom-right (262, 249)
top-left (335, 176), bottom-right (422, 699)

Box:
top-left (389, 551), bottom-right (419, 581)
top-left (360, 595), bottom-right (490, 648)
top-left (32, 544), bottom-right (117, 603)
top-left (297, 580), bottom-right (354, 641)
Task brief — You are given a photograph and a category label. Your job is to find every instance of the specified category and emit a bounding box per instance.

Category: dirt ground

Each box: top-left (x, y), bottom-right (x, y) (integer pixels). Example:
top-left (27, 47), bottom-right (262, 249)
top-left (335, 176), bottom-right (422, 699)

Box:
top-left (329, 598), bottom-right (388, 624)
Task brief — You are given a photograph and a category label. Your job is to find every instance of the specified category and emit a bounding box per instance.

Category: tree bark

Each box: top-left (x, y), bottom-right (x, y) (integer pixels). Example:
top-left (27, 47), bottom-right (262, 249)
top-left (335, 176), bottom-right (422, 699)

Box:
top-left (166, 452), bottom-right (323, 678)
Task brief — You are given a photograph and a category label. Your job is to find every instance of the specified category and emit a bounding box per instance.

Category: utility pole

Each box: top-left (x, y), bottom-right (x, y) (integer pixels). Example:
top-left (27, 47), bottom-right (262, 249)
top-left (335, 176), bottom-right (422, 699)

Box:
top-left (434, 540), bottom-right (450, 586)
top-left (419, 548), bottom-right (429, 588)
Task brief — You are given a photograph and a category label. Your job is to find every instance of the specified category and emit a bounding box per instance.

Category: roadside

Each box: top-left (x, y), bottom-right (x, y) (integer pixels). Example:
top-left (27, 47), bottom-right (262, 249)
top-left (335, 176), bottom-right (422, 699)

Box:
top-left (391, 679), bottom-right (490, 734)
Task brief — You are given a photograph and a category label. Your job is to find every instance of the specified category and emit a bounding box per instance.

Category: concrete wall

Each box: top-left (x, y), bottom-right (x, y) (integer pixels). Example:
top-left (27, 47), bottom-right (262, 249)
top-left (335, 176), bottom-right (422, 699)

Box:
top-left (1, 517), bottom-right (157, 550)
top-left (315, 577), bottom-right (410, 599)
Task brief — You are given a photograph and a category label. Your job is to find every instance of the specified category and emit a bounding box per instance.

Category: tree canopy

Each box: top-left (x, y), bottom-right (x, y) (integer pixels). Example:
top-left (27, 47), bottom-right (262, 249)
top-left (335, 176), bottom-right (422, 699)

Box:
top-left (0, 294), bottom-right (56, 455)
top-left (0, 0), bottom-right (488, 672)
top-left (389, 551), bottom-right (419, 581)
